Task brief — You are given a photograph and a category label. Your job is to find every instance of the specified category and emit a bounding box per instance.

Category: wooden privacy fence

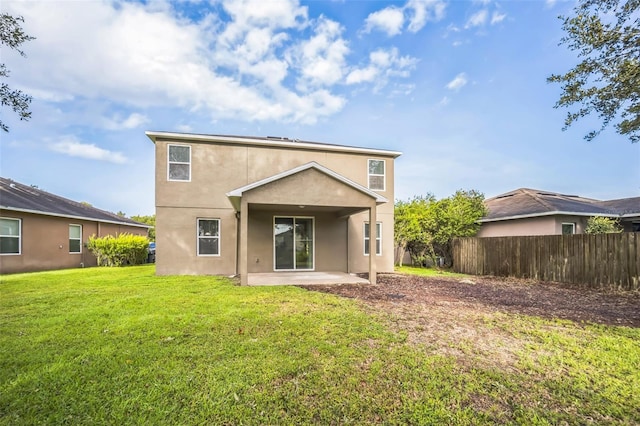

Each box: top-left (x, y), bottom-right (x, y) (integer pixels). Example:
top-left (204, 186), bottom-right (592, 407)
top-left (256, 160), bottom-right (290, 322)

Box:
top-left (452, 233), bottom-right (639, 291)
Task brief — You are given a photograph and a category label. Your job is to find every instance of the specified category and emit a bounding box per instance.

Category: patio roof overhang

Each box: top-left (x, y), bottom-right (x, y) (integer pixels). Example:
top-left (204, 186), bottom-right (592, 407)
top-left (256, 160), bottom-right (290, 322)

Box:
top-left (226, 161), bottom-right (387, 214)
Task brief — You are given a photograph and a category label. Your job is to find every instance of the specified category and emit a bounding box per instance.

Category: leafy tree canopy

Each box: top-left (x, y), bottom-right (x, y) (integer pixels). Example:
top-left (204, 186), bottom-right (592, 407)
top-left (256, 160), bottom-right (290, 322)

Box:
top-left (548, 0), bottom-right (639, 143)
top-left (584, 216), bottom-right (623, 233)
top-left (131, 214), bottom-right (156, 241)
top-left (0, 13), bottom-right (35, 132)
top-left (394, 190), bottom-right (486, 268)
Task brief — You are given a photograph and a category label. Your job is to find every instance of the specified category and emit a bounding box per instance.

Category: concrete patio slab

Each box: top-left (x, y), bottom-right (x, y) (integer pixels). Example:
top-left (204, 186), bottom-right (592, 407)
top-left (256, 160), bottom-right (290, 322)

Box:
top-left (247, 271), bottom-right (370, 286)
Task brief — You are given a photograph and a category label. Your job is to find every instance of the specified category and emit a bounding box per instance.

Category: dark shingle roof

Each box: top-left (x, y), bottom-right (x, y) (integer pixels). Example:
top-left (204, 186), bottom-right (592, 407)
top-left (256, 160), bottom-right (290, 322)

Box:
top-left (0, 177), bottom-right (149, 228)
top-left (482, 188), bottom-right (639, 221)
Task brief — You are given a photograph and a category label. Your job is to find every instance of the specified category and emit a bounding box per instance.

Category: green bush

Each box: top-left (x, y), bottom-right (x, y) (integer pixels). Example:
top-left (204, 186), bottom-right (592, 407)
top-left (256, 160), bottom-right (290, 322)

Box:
top-left (87, 234), bottom-right (150, 266)
top-left (585, 216), bottom-right (623, 234)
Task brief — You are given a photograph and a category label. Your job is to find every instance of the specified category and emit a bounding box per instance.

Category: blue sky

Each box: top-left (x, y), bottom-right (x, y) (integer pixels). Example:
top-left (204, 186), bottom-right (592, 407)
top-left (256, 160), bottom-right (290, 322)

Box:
top-left (1, 0), bottom-right (638, 216)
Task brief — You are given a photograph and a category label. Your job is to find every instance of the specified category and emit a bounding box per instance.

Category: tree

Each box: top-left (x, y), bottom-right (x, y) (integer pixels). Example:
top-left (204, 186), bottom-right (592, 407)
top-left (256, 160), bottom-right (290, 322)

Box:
top-left (584, 216), bottom-right (623, 233)
top-left (394, 190), bottom-right (486, 268)
top-left (131, 214), bottom-right (156, 241)
top-left (1, 13), bottom-right (35, 132)
top-left (547, 0), bottom-right (639, 143)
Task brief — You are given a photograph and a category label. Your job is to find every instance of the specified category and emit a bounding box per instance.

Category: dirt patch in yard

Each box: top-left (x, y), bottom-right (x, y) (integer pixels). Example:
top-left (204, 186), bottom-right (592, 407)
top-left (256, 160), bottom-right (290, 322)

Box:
top-left (299, 274), bottom-right (640, 370)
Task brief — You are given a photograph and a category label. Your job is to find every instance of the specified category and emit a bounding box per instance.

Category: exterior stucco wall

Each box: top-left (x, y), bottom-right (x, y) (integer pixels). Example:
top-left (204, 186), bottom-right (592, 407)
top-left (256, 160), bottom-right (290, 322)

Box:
top-left (155, 207), bottom-right (237, 276)
top-left (154, 137), bottom-right (396, 276)
top-left (478, 215), bottom-right (590, 237)
top-left (0, 210), bottom-right (147, 274)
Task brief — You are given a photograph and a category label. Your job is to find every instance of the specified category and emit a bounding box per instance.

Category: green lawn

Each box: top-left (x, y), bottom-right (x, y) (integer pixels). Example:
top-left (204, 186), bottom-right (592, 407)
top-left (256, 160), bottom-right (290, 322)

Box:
top-left (1, 265), bottom-right (638, 425)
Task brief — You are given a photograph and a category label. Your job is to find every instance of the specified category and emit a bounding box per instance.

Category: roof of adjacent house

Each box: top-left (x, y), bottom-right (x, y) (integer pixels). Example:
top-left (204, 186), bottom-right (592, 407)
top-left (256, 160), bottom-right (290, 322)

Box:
top-left (145, 131), bottom-right (403, 158)
top-left (481, 188), bottom-right (640, 222)
top-left (0, 177), bottom-right (150, 228)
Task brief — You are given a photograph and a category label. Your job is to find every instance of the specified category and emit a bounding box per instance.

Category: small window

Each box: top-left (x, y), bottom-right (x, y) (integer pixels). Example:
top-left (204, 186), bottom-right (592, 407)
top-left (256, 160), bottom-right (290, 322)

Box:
top-left (561, 223), bottom-right (575, 235)
top-left (364, 222), bottom-right (382, 256)
top-left (0, 218), bottom-right (21, 255)
top-left (168, 144), bottom-right (191, 181)
top-left (198, 219), bottom-right (220, 256)
top-left (368, 159), bottom-right (385, 191)
top-left (69, 225), bottom-right (82, 253)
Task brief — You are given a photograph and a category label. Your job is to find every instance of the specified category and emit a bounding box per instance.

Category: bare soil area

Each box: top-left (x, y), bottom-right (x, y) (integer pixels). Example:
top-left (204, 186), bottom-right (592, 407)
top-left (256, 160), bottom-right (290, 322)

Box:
top-left (300, 274), bottom-right (640, 369)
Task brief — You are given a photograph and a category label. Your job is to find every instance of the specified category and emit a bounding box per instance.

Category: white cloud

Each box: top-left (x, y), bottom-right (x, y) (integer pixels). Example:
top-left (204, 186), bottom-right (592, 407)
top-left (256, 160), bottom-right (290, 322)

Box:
top-left (466, 10), bottom-right (488, 28)
top-left (104, 113), bottom-right (149, 131)
top-left (363, 0), bottom-right (446, 36)
top-left (446, 73), bottom-right (468, 91)
top-left (491, 11), bottom-right (507, 25)
top-left (50, 137), bottom-right (128, 164)
top-left (346, 48), bottom-right (418, 90)
top-left (406, 0), bottom-right (447, 33)
top-left (363, 7), bottom-right (405, 36)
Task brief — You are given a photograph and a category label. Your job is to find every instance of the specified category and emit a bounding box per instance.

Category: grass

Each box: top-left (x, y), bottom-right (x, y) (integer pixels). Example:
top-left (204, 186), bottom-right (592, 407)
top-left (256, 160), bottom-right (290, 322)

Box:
top-left (1, 265), bottom-right (638, 425)
top-left (395, 265), bottom-right (468, 278)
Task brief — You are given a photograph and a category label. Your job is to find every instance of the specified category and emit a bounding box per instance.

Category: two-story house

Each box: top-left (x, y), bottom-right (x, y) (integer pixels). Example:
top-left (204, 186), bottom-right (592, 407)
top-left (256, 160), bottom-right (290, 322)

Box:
top-left (147, 132), bottom-right (401, 285)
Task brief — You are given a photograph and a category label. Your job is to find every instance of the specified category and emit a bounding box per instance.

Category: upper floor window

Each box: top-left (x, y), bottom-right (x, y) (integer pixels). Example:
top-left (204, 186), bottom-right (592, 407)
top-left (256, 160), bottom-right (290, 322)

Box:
top-left (364, 222), bottom-right (382, 256)
top-left (168, 144), bottom-right (191, 181)
top-left (198, 219), bottom-right (220, 256)
top-left (368, 159), bottom-right (385, 191)
top-left (561, 223), bottom-right (575, 235)
top-left (0, 217), bottom-right (21, 255)
top-left (69, 225), bottom-right (82, 253)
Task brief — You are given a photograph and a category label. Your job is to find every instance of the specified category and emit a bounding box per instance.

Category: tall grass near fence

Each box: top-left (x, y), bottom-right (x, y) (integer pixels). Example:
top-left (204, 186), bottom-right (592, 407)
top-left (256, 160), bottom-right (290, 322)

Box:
top-left (453, 233), bottom-right (639, 290)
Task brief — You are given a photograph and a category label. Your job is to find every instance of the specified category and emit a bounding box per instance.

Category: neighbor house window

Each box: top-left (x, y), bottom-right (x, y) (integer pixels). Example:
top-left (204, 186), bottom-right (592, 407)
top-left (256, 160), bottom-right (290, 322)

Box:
top-left (69, 225), bottom-right (82, 253)
top-left (561, 223), bottom-right (576, 235)
top-left (368, 159), bottom-right (385, 191)
top-left (198, 219), bottom-right (220, 256)
top-left (364, 222), bottom-right (382, 256)
top-left (168, 144), bottom-right (191, 181)
top-left (0, 218), bottom-right (21, 255)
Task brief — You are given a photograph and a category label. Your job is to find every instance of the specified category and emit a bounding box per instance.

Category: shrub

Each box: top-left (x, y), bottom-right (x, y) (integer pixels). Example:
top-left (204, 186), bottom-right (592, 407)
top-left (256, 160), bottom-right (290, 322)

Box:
top-left (584, 216), bottom-right (623, 234)
top-left (87, 234), bottom-right (150, 266)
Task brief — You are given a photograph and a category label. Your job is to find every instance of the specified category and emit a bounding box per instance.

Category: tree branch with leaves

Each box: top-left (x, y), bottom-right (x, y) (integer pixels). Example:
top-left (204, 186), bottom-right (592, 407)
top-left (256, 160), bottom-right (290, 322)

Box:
top-left (1, 13), bottom-right (35, 132)
top-left (548, 0), bottom-right (639, 143)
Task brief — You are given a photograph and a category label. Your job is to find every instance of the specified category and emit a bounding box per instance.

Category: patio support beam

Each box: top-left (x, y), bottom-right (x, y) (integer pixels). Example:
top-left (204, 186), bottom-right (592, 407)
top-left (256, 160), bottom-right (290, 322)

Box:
top-left (368, 203), bottom-right (377, 285)
top-left (239, 199), bottom-right (249, 285)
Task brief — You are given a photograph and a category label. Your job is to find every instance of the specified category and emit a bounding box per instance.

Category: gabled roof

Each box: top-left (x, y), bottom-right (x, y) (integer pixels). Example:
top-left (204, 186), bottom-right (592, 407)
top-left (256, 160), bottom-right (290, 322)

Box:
top-left (226, 161), bottom-right (388, 211)
top-left (146, 131), bottom-right (402, 158)
top-left (481, 188), bottom-right (639, 222)
top-left (0, 177), bottom-right (150, 228)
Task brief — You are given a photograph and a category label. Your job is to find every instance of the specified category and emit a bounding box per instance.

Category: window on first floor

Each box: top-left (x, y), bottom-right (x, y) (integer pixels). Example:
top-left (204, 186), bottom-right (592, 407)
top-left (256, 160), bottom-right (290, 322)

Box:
top-left (0, 217), bottom-right (21, 255)
top-left (198, 218), bottom-right (220, 256)
top-left (561, 223), bottom-right (576, 235)
top-left (364, 222), bottom-right (382, 255)
top-left (168, 144), bottom-right (191, 181)
top-left (69, 224), bottom-right (82, 253)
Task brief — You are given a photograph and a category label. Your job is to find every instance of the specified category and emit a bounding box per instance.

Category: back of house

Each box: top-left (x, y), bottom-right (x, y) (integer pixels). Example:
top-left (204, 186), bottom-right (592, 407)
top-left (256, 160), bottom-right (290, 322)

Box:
top-left (147, 132), bottom-right (401, 284)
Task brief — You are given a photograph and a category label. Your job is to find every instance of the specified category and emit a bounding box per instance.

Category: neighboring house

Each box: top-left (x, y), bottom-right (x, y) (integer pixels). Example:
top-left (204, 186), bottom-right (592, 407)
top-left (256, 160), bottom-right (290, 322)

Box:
top-left (0, 178), bottom-right (150, 274)
top-left (478, 188), bottom-right (640, 237)
top-left (147, 131), bottom-right (401, 285)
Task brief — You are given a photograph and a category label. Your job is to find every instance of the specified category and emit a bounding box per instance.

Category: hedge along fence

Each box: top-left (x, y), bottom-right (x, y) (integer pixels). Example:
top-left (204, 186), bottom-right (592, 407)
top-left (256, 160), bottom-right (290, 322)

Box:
top-left (452, 233), bottom-right (639, 291)
top-left (87, 233), bottom-right (150, 267)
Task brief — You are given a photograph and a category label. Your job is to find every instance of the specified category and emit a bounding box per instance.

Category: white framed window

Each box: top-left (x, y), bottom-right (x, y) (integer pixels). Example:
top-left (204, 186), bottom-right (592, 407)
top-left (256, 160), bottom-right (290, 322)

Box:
top-left (364, 222), bottom-right (382, 256)
top-left (198, 219), bottom-right (220, 256)
top-left (69, 224), bottom-right (82, 253)
top-left (168, 144), bottom-right (191, 181)
top-left (561, 223), bottom-right (576, 235)
top-left (368, 159), bottom-right (385, 191)
top-left (0, 217), bottom-right (21, 255)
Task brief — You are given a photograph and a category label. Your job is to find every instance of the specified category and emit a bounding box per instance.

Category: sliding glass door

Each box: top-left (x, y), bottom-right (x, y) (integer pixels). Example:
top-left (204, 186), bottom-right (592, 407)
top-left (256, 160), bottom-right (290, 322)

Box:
top-left (274, 217), bottom-right (314, 270)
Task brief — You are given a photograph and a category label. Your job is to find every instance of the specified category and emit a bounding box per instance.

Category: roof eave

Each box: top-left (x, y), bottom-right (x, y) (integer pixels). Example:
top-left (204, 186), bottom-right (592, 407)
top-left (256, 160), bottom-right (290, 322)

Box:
top-left (479, 211), bottom-right (620, 223)
top-left (146, 131), bottom-right (402, 158)
top-left (0, 206), bottom-right (152, 228)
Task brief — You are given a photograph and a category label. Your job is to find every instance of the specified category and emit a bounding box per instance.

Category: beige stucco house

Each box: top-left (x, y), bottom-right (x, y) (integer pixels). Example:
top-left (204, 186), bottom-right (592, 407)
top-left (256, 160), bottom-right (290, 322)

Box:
top-left (147, 131), bottom-right (401, 285)
top-left (0, 178), bottom-right (150, 274)
top-left (478, 188), bottom-right (640, 237)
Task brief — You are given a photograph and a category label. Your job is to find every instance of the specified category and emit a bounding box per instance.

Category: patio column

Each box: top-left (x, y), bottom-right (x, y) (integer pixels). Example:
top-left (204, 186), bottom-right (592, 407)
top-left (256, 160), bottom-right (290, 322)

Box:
top-left (239, 198), bottom-right (249, 285)
top-left (368, 203), bottom-right (377, 285)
